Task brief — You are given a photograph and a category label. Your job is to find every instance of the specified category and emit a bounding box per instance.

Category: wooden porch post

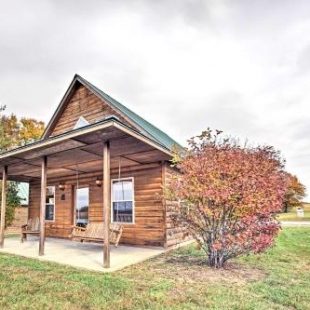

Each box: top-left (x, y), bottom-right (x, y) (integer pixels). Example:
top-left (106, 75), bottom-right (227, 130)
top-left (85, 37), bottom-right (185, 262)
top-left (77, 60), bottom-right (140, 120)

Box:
top-left (103, 140), bottom-right (110, 268)
top-left (0, 166), bottom-right (8, 248)
top-left (39, 156), bottom-right (47, 256)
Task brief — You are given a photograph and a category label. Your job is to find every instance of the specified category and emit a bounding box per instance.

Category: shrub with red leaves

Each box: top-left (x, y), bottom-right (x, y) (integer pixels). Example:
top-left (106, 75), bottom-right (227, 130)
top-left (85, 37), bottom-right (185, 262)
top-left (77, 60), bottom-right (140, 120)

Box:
top-left (168, 129), bottom-right (287, 268)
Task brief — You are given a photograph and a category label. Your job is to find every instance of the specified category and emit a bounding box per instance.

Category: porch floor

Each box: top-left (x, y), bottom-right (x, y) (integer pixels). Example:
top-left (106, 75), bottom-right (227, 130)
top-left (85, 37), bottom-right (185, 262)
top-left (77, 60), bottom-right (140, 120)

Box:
top-left (0, 236), bottom-right (165, 272)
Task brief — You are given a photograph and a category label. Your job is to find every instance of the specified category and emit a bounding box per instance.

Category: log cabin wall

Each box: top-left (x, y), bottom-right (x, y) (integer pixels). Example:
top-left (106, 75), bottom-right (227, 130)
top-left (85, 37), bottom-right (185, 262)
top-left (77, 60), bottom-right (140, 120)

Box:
top-left (5, 207), bottom-right (28, 235)
top-left (50, 84), bottom-right (134, 137)
top-left (28, 163), bottom-right (165, 246)
top-left (163, 164), bottom-right (191, 248)
top-left (28, 182), bottom-right (73, 238)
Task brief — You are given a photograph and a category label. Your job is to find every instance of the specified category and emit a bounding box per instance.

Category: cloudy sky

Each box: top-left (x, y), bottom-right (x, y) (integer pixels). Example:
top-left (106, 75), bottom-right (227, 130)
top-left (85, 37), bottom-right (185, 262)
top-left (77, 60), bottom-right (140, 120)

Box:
top-left (1, 0), bottom-right (310, 198)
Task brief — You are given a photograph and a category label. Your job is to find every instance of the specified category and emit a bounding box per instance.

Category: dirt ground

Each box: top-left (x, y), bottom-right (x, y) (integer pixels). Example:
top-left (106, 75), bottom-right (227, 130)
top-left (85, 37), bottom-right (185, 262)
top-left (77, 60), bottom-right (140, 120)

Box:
top-left (126, 249), bottom-right (268, 286)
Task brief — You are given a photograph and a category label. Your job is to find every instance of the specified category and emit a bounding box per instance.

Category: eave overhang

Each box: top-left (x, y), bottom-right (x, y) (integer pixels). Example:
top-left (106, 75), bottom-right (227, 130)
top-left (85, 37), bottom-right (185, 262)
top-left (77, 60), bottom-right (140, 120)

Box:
top-left (0, 117), bottom-right (173, 182)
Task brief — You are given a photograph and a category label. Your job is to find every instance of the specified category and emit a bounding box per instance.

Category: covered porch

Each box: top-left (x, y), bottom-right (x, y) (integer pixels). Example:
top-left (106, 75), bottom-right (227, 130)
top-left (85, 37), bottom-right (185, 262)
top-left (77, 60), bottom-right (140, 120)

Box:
top-left (0, 235), bottom-right (165, 272)
top-left (0, 117), bottom-right (172, 269)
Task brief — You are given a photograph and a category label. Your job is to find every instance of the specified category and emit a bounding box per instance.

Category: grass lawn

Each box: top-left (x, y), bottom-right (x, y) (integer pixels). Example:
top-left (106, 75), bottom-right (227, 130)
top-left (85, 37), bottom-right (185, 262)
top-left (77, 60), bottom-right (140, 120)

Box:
top-left (278, 204), bottom-right (310, 221)
top-left (1, 227), bottom-right (310, 309)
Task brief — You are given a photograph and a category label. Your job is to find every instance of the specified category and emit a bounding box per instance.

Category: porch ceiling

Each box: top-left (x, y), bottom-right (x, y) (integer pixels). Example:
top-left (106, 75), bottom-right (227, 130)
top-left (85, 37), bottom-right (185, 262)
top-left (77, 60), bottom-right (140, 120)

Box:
top-left (0, 120), bottom-right (172, 182)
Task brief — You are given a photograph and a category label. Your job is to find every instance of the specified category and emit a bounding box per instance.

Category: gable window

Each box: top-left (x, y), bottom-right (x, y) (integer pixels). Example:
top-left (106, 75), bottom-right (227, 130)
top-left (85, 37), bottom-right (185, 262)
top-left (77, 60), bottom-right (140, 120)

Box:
top-left (112, 178), bottom-right (134, 223)
top-left (73, 116), bottom-right (89, 129)
top-left (45, 186), bottom-right (55, 221)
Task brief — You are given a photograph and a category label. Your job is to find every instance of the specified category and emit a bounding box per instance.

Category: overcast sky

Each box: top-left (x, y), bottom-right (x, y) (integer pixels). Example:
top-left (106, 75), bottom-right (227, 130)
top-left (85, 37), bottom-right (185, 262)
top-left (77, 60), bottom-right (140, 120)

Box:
top-left (1, 0), bottom-right (310, 199)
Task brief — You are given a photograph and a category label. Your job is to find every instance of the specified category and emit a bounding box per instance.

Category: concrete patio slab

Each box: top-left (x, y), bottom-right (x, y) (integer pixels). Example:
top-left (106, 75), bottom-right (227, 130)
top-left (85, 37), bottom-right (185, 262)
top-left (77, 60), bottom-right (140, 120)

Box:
top-left (0, 236), bottom-right (165, 272)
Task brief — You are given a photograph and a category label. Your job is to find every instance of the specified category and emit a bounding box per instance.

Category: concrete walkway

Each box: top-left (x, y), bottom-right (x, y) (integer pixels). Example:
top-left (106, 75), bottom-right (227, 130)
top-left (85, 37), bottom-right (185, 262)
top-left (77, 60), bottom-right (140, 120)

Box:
top-left (0, 236), bottom-right (165, 272)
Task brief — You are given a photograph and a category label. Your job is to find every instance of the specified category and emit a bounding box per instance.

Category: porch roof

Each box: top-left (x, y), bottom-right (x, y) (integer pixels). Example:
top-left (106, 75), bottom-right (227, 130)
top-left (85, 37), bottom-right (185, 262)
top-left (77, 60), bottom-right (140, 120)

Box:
top-left (0, 116), bottom-right (172, 182)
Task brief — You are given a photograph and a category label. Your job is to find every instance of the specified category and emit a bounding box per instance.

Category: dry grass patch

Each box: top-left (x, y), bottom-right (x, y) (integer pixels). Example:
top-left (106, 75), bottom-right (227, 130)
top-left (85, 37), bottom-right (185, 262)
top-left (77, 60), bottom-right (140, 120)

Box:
top-left (154, 252), bottom-right (265, 285)
top-left (120, 243), bottom-right (267, 287)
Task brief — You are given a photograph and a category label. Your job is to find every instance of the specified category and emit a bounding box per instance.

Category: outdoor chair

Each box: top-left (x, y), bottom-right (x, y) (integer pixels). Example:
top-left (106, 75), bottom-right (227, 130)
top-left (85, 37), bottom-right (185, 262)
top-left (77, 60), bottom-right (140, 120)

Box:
top-left (21, 217), bottom-right (40, 243)
top-left (69, 222), bottom-right (124, 246)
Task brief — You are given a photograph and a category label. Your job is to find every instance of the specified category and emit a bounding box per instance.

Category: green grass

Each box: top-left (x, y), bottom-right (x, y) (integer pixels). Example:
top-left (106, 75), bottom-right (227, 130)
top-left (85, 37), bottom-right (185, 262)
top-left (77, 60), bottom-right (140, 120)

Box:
top-left (1, 227), bottom-right (310, 309)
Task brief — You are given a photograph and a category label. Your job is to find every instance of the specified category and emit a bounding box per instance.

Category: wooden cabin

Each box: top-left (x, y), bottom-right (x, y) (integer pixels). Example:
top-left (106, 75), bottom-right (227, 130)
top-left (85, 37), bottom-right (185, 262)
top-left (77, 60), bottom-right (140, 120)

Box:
top-left (0, 74), bottom-right (184, 253)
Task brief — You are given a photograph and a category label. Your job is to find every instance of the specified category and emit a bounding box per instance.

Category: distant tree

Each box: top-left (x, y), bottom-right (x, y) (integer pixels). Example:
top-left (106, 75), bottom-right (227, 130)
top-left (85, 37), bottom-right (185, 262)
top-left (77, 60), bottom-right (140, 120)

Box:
top-left (282, 173), bottom-right (306, 213)
top-left (0, 105), bottom-right (45, 152)
top-left (0, 105), bottom-right (44, 227)
top-left (0, 105), bottom-right (18, 151)
top-left (0, 182), bottom-right (22, 228)
top-left (167, 129), bottom-right (287, 268)
top-left (19, 117), bottom-right (45, 145)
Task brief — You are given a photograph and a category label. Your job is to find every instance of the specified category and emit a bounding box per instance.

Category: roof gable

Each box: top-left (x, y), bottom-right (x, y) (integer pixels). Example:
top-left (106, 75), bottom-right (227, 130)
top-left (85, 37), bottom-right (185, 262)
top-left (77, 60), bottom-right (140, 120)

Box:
top-left (42, 74), bottom-right (180, 150)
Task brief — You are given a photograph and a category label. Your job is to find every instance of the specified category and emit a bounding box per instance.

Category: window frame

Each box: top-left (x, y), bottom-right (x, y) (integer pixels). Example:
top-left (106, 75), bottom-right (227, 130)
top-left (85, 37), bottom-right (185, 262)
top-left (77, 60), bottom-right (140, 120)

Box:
top-left (111, 177), bottom-right (135, 224)
top-left (45, 186), bottom-right (55, 222)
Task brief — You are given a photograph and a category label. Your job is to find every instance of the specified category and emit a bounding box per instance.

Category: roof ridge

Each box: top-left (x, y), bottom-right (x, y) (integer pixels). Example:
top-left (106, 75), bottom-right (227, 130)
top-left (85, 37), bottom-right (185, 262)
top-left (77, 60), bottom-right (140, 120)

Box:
top-left (76, 75), bottom-right (181, 150)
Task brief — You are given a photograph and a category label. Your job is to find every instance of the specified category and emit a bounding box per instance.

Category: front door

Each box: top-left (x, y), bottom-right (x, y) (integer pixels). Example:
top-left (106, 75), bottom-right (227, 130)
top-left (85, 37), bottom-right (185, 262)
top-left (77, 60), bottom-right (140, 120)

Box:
top-left (75, 187), bottom-right (89, 227)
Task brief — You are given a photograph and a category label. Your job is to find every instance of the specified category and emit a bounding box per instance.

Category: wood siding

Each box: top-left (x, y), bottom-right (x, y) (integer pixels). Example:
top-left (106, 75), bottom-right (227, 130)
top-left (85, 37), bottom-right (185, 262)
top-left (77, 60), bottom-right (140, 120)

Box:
top-left (28, 163), bottom-right (165, 246)
top-left (5, 207), bottom-right (28, 235)
top-left (29, 182), bottom-right (73, 238)
top-left (50, 84), bottom-right (135, 137)
top-left (163, 164), bottom-right (191, 247)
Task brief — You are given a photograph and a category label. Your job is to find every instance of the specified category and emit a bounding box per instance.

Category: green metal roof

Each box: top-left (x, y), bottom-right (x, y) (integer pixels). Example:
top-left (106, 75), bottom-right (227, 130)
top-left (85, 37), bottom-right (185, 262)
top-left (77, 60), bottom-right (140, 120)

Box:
top-left (76, 75), bottom-right (181, 150)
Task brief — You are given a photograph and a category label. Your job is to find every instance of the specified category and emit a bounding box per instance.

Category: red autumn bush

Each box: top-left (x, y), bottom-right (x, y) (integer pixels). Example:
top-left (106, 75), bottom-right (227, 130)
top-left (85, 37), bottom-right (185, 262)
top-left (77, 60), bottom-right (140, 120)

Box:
top-left (168, 129), bottom-right (287, 268)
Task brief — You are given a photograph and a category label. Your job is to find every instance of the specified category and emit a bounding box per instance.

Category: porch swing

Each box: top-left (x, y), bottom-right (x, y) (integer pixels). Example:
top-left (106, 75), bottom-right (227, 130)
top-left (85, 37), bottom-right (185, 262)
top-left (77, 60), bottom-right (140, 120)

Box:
top-left (69, 161), bottom-right (124, 246)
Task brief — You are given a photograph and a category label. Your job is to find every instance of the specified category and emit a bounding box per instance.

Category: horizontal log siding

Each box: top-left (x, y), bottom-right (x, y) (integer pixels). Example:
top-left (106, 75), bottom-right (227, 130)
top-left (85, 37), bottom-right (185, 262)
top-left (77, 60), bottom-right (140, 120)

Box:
top-left (164, 164), bottom-right (191, 247)
top-left (28, 182), bottom-right (73, 238)
top-left (28, 163), bottom-right (165, 246)
top-left (5, 207), bottom-right (28, 235)
top-left (51, 84), bottom-right (134, 137)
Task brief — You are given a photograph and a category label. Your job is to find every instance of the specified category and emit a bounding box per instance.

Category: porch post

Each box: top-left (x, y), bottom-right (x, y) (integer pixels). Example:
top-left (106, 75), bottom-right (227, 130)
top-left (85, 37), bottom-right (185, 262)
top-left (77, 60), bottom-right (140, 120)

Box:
top-left (39, 156), bottom-right (47, 256)
top-left (103, 140), bottom-right (110, 268)
top-left (0, 165), bottom-right (8, 248)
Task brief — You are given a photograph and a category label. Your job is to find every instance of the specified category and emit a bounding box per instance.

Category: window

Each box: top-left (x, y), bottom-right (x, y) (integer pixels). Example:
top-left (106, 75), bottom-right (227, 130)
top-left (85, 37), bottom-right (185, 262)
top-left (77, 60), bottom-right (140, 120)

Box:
top-left (112, 178), bottom-right (134, 223)
top-left (18, 182), bottom-right (29, 206)
top-left (45, 186), bottom-right (55, 221)
top-left (73, 116), bottom-right (89, 129)
top-left (76, 187), bottom-right (89, 227)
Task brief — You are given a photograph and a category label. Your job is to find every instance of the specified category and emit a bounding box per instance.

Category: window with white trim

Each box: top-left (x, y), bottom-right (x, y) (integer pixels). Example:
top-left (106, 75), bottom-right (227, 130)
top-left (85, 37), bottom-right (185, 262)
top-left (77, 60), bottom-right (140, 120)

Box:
top-left (45, 186), bottom-right (55, 221)
top-left (112, 178), bottom-right (134, 223)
